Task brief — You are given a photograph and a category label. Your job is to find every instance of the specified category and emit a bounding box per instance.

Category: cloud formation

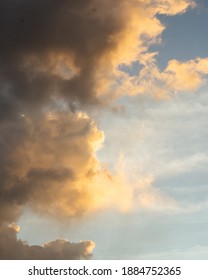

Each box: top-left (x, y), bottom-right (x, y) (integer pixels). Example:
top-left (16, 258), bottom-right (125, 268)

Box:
top-left (0, 112), bottom-right (105, 224)
top-left (0, 111), bottom-right (104, 259)
top-left (0, 0), bottom-right (195, 120)
top-left (0, 109), bottom-right (178, 259)
top-left (119, 54), bottom-right (208, 98)
top-left (0, 0), bottom-right (200, 259)
top-left (0, 224), bottom-right (94, 260)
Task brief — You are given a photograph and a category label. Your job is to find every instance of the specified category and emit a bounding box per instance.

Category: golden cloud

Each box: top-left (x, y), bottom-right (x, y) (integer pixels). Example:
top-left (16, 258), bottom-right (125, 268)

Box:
top-left (119, 54), bottom-right (208, 98)
top-left (0, 0), bottom-right (200, 259)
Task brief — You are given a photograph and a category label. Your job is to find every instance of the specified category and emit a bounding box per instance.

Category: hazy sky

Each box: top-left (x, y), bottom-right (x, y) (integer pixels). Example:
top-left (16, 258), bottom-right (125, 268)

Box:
top-left (0, 0), bottom-right (208, 259)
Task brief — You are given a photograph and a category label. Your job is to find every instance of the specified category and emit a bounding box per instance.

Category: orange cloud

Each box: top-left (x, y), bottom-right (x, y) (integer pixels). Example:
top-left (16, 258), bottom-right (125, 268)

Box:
top-left (0, 0), bottom-right (199, 259)
top-left (0, 112), bottom-right (105, 222)
top-left (0, 0), bottom-right (196, 114)
top-left (165, 58), bottom-right (208, 92)
top-left (119, 54), bottom-right (208, 98)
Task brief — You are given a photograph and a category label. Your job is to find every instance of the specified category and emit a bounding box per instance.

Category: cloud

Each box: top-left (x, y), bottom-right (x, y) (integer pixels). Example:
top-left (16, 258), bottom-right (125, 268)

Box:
top-left (0, 0), bottom-right (196, 120)
top-left (0, 111), bottom-right (106, 224)
top-left (0, 108), bottom-right (172, 259)
top-left (0, 111), bottom-right (102, 259)
top-left (155, 0), bottom-right (196, 15)
top-left (119, 54), bottom-right (208, 98)
top-left (0, 108), bottom-right (176, 223)
top-left (0, 224), bottom-right (94, 260)
top-left (89, 155), bottom-right (178, 213)
top-left (165, 58), bottom-right (208, 92)
top-left (0, 0), bottom-right (198, 259)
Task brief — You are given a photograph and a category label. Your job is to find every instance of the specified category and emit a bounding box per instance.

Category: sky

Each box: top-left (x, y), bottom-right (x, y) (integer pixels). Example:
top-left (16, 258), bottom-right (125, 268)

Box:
top-left (0, 0), bottom-right (208, 259)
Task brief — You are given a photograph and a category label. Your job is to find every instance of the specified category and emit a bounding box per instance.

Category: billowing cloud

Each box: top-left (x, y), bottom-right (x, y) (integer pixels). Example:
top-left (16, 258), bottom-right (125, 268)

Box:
top-left (0, 111), bottom-right (172, 223)
top-left (0, 110), bottom-right (177, 259)
top-left (0, 111), bottom-right (103, 259)
top-left (0, 0), bottom-right (198, 259)
top-left (0, 0), bottom-right (195, 120)
top-left (0, 224), bottom-right (94, 260)
top-left (0, 111), bottom-right (105, 224)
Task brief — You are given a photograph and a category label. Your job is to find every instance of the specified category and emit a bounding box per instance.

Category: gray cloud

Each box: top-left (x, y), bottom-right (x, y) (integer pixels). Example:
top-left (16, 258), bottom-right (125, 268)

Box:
top-left (0, 225), bottom-right (94, 260)
top-left (0, 112), bottom-right (103, 259)
top-left (1, 0), bottom-right (193, 119)
top-left (0, 0), bottom-right (128, 119)
top-left (0, 112), bottom-right (104, 225)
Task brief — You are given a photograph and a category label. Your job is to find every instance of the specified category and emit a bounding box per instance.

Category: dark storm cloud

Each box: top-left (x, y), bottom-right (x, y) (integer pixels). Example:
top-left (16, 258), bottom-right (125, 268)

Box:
top-left (0, 0), bottom-right (195, 117)
top-left (0, 0), bottom-right (127, 118)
